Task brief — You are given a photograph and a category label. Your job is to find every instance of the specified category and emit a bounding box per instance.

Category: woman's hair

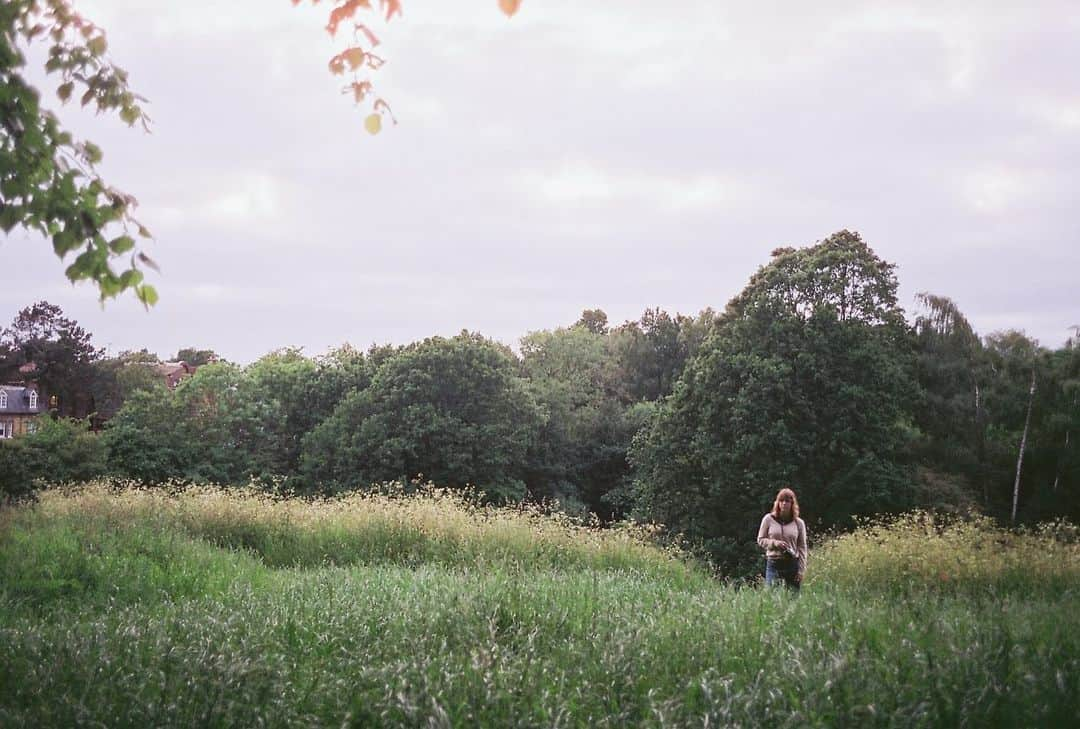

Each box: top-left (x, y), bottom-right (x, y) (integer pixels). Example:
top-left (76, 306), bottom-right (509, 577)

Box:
top-left (771, 488), bottom-right (800, 522)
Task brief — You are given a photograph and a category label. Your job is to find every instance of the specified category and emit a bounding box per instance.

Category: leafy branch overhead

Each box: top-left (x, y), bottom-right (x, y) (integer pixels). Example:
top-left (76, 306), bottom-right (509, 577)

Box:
top-left (297, 0), bottom-right (523, 135)
top-left (2, 1), bottom-right (522, 305)
top-left (1, 0), bottom-right (158, 305)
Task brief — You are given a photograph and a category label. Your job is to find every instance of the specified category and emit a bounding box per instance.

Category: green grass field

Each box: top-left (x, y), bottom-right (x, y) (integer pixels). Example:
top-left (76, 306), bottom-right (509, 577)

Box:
top-left (2, 483), bottom-right (1078, 727)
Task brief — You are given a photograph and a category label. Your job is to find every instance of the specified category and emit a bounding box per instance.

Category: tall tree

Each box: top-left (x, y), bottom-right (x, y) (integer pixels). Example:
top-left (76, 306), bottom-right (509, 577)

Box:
top-left (911, 293), bottom-right (988, 506)
top-left (0, 300), bottom-right (101, 415)
top-left (610, 308), bottom-right (715, 403)
top-left (630, 231), bottom-right (918, 576)
top-left (520, 322), bottom-right (636, 517)
top-left (300, 332), bottom-right (542, 500)
top-left (173, 348), bottom-right (219, 366)
top-left (89, 348), bottom-right (163, 423)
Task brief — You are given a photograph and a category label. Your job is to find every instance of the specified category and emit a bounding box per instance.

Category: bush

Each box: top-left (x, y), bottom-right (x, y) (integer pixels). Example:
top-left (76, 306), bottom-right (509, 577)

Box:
top-left (811, 511), bottom-right (1080, 597)
top-left (0, 418), bottom-right (106, 501)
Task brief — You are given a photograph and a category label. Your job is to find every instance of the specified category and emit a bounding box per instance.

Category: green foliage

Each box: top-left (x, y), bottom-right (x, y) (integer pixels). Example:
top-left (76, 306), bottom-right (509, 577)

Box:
top-left (631, 231), bottom-right (920, 575)
top-left (88, 349), bottom-right (163, 421)
top-left (1, 1), bottom-right (156, 302)
top-left (301, 332), bottom-right (542, 500)
top-left (0, 301), bottom-right (101, 416)
top-left (1, 488), bottom-right (1078, 727)
top-left (812, 511), bottom-right (1080, 598)
top-left (101, 363), bottom-right (253, 484)
top-left (0, 416), bottom-right (106, 499)
top-left (173, 347), bottom-right (218, 367)
top-left (609, 307), bottom-right (715, 403)
top-left (7, 482), bottom-right (689, 578)
top-left (520, 324), bottom-right (637, 517)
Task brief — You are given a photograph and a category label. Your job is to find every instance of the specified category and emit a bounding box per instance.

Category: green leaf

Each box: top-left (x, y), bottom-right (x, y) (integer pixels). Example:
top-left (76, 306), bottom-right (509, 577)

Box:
top-left (99, 273), bottom-right (124, 298)
top-left (119, 269), bottom-right (144, 288)
top-left (83, 142), bottom-right (103, 164)
top-left (65, 250), bottom-right (97, 281)
top-left (108, 235), bottom-right (135, 254)
top-left (52, 229), bottom-right (81, 255)
top-left (136, 284), bottom-right (159, 307)
top-left (0, 204), bottom-right (23, 232)
top-left (119, 105), bottom-right (140, 126)
top-left (88, 36), bottom-right (108, 56)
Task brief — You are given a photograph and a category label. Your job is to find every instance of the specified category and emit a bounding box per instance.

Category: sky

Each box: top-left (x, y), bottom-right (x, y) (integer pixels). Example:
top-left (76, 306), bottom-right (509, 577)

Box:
top-left (3, 0), bottom-right (1078, 363)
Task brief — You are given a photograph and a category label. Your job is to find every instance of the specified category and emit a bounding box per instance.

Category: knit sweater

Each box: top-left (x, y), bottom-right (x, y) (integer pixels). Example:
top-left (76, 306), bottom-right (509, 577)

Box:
top-left (757, 513), bottom-right (808, 574)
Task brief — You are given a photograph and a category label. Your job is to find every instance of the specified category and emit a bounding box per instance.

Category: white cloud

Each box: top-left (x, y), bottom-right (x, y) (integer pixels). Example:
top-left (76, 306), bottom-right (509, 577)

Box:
top-left (957, 168), bottom-right (1041, 214)
top-left (516, 161), bottom-right (751, 213)
top-left (142, 172), bottom-right (293, 233)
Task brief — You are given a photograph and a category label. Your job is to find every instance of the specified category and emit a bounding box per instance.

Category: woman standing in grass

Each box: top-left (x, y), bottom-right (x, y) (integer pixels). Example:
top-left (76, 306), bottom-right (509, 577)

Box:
top-left (757, 488), bottom-right (807, 590)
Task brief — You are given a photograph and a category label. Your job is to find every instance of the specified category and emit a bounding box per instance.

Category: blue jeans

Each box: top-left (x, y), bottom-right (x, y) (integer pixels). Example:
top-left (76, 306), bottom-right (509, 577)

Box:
top-left (765, 557), bottom-right (800, 591)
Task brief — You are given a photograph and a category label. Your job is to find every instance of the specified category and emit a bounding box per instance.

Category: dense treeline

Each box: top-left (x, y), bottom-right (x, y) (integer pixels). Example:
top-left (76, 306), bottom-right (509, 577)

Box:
top-left (2, 231), bottom-right (1077, 573)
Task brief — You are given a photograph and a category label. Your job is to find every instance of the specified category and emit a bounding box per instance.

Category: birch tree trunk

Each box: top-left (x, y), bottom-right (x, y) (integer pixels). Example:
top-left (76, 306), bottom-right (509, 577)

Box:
top-left (1053, 429), bottom-right (1070, 492)
top-left (974, 380), bottom-right (989, 506)
top-left (1011, 367), bottom-right (1037, 523)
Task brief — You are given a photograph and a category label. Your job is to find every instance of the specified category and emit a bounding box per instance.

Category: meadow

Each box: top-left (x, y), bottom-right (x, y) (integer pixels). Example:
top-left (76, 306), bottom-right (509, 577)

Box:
top-left (1, 483), bottom-right (1078, 727)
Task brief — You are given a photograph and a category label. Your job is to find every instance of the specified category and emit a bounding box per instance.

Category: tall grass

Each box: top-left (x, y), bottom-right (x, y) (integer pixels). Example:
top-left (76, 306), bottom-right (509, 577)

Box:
top-left (1, 484), bottom-right (1078, 727)
top-left (5, 480), bottom-right (694, 576)
top-left (811, 511), bottom-right (1080, 597)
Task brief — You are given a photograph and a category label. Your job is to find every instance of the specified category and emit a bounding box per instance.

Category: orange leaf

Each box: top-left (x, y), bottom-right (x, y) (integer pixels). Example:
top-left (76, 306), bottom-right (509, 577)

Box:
top-left (347, 80), bottom-right (373, 103)
top-left (326, 0), bottom-right (367, 36)
top-left (342, 47), bottom-right (366, 70)
top-left (498, 0), bottom-right (523, 17)
top-left (381, 0), bottom-right (403, 20)
top-left (355, 23), bottom-right (381, 47)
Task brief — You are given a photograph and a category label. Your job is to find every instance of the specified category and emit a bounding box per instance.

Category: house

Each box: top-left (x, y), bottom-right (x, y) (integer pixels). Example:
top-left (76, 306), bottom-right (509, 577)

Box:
top-left (0, 384), bottom-right (42, 438)
top-left (156, 361), bottom-right (198, 389)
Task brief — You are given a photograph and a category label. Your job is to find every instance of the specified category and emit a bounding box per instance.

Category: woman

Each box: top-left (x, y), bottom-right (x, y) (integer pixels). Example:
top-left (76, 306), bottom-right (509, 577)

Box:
top-left (757, 488), bottom-right (807, 590)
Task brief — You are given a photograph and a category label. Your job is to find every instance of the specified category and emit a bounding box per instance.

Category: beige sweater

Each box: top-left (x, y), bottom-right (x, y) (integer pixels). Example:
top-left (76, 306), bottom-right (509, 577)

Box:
top-left (757, 514), bottom-right (807, 574)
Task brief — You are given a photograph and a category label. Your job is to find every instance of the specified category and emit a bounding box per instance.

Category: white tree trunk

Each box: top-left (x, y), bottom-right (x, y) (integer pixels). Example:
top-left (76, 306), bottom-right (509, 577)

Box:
top-left (1054, 430), bottom-right (1070, 492)
top-left (1012, 368), bottom-right (1037, 523)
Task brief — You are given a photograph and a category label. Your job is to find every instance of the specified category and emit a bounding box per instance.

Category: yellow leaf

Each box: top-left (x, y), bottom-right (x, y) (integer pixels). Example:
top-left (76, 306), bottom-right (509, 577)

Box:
top-left (364, 113), bottom-right (382, 135)
top-left (498, 0), bottom-right (523, 17)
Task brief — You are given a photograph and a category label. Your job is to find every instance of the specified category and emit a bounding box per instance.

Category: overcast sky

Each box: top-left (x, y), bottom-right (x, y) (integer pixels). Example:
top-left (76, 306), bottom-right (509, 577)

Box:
top-left (3, 0), bottom-right (1077, 362)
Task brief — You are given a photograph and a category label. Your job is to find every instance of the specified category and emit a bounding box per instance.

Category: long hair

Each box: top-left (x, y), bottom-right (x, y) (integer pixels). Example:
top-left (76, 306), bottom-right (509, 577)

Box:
top-left (771, 488), bottom-right (799, 522)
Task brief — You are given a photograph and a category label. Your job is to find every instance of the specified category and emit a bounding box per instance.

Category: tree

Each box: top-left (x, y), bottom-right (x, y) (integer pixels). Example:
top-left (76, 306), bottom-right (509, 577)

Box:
top-left (89, 348), bottom-right (163, 423)
top-left (173, 348), bottom-right (219, 367)
top-left (102, 361), bottom-right (259, 484)
top-left (300, 332), bottom-right (542, 500)
top-left (232, 346), bottom-right (374, 487)
top-left (0, 300), bottom-right (101, 416)
top-left (574, 309), bottom-right (609, 335)
top-left (2, 0), bottom-right (157, 303)
top-left (0, 415), bottom-right (106, 498)
top-left (520, 322), bottom-right (636, 517)
top-left (629, 231), bottom-right (919, 576)
top-left (609, 308), bottom-right (714, 403)
top-left (910, 293), bottom-right (988, 506)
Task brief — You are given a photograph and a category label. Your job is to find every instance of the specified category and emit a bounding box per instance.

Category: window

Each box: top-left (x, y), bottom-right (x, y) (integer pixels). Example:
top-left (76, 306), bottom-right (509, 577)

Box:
top-left (0, 391), bottom-right (6, 409)
top-left (26, 420), bottom-right (37, 435)
top-left (29, 390), bottom-right (37, 410)
top-left (0, 421), bottom-right (11, 439)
